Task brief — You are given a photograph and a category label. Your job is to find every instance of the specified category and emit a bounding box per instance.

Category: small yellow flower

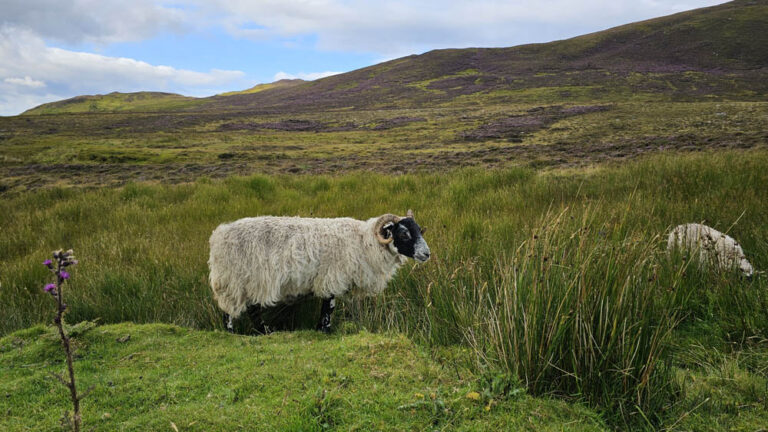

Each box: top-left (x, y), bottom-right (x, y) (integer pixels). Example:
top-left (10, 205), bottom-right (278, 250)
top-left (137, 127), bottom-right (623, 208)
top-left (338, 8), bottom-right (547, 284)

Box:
top-left (466, 391), bottom-right (481, 401)
top-left (414, 392), bottom-right (424, 399)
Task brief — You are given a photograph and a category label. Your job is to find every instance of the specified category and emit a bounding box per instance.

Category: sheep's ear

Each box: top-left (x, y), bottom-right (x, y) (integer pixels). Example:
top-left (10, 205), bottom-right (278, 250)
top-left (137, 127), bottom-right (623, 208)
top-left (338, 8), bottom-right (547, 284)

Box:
top-left (420, 226), bottom-right (427, 235)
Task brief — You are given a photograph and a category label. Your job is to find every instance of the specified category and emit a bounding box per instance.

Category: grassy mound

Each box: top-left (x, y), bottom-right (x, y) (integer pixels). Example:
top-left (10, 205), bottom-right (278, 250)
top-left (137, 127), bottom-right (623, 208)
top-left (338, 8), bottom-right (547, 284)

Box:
top-left (0, 323), bottom-right (605, 431)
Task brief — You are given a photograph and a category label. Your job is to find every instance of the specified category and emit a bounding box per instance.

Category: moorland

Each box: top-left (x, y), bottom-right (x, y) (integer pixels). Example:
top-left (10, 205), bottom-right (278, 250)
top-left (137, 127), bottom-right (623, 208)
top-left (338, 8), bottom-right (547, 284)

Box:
top-left (1, 1), bottom-right (767, 430)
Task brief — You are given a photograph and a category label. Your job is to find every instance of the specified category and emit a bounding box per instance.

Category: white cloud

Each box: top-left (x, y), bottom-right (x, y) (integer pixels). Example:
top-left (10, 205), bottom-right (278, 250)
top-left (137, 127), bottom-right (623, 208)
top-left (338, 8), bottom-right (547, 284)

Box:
top-left (0, 26), bottom-right (246, 115)
top-left (0, 0), bottom-right (188, 44)
top-left (199, 0), bottom-right (728, 56)
top-left (4, 76), bottom-right (45, 88)
top-left (273, 71), bottom-right (340, 81)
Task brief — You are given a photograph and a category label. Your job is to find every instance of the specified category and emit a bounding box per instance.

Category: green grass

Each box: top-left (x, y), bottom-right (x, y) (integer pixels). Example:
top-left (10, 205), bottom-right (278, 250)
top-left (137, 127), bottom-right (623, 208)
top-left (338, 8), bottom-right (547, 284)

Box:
top-left (1, 150), bottom-right (767, 428)
top-left (0, 323), bottom-right (606, 431)
top-left (22, 92), bottom-right (202, 115)
top-left (218, 79), bottom-right (306, 96)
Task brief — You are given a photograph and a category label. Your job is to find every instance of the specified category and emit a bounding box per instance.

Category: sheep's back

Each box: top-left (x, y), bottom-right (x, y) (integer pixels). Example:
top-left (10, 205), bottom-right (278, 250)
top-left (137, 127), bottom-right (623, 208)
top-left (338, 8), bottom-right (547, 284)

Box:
top-left (209, 217), bottom-right (364, 310)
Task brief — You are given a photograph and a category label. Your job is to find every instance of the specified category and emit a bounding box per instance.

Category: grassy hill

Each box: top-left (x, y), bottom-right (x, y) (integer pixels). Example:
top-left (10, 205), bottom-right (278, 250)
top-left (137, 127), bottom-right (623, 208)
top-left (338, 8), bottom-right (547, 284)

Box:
top-left (217, 79), bottom-right (306, 96)
top-left (22, 92), bottom-right (201, 115)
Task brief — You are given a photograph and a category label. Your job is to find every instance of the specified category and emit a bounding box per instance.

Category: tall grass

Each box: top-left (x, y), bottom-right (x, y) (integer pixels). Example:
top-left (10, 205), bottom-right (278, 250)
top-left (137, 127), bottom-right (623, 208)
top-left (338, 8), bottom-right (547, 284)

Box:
top-left (2, 150), bottom-right (767, 425)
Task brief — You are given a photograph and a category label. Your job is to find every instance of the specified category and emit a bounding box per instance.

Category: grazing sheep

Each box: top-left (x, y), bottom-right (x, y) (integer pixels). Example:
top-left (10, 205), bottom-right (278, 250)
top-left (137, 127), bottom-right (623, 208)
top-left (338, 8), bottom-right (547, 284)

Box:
top-left (667, 223), bottom-right (754, 278)
top-left (209, 210), bottom-right (430, 333)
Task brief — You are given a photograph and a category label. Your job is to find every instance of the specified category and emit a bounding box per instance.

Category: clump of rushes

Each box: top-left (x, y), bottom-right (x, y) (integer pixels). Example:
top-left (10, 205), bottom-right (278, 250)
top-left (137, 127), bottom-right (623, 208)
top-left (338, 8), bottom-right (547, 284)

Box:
top-left (43, 249), bottom-right (90, 432)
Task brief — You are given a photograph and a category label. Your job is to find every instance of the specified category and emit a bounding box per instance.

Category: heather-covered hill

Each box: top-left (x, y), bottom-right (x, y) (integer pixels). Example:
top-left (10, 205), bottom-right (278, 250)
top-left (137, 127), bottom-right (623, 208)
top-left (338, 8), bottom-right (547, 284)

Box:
top-left (21, 0), bottom-right (768, 115)
top-left (197, 0), bottom-right (768, 113)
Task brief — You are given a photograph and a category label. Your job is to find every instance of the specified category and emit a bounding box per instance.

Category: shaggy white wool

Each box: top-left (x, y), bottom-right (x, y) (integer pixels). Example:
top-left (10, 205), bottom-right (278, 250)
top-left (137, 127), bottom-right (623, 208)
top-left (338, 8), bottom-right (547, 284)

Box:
top-left (209, 216), bottom-right (407, 317)
top-left (667, 223), bottom-right (754, 277)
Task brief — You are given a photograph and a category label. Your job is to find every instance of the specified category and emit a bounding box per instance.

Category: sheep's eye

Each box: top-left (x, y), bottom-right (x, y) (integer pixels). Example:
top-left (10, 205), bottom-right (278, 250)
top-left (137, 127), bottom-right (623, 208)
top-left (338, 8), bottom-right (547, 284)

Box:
top-left (399, 231), bottom-right (411, 241)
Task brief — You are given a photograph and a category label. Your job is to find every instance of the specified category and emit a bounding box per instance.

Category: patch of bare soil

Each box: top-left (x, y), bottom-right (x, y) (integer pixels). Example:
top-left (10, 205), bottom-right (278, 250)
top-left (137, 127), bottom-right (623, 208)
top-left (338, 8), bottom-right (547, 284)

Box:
top-left (217, 116), bottom-right (426, 133)
top-left (459, 105), bottom-right (611, 141)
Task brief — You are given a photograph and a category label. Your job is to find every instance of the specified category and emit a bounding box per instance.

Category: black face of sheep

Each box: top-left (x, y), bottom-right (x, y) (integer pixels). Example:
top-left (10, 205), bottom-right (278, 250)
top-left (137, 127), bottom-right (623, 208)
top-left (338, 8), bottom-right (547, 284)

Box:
top-left (381, 217), bottom-right (431, 263)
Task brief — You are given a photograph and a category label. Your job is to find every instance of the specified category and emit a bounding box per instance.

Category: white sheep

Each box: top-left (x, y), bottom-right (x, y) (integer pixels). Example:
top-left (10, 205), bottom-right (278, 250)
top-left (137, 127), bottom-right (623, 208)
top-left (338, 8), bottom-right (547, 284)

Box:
top-left (667, 223), bottom-right (754, 278)
top-left (208, 210), bottom-right (430, 333)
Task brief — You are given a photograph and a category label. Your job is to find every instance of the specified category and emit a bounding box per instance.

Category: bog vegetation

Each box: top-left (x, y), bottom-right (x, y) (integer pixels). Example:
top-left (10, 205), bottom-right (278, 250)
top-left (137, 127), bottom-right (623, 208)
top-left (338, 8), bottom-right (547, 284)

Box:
top-left (2, 150), bottom-right (767, 428)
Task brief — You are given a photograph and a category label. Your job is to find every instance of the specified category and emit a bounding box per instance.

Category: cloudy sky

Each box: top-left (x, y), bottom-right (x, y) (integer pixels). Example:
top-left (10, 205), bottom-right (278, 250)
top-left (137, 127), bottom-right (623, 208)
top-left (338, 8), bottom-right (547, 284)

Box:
top-left (0, 0), bottom-right (727, 115)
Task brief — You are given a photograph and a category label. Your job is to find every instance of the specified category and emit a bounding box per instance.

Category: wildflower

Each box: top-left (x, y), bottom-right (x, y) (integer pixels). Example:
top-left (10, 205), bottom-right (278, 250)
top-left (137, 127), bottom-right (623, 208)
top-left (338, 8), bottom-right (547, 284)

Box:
top-left (43, 259), bottom-right (53, 267)
top-left (466, 391), bottom-right (481, 401)
top-left (44, 283), bottom-right (56, 293)
top-left (60, 271), bottom-right (70, 280)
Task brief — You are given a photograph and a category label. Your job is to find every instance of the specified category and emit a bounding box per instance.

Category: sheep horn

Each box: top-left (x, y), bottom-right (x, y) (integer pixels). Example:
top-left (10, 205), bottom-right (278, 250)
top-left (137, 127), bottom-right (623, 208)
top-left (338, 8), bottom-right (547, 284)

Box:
top-left (374, 214), bottom-right (401, 245)
top-left (406, 209), bottom-right (414, 219)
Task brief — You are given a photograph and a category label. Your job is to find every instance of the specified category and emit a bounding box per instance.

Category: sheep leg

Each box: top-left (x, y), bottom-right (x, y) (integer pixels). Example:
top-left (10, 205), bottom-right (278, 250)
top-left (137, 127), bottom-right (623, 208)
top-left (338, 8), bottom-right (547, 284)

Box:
top-left (247, 304), bottom-right (267, 335)
top-left (316, 296), bottom-right (336, 334)
top-left (223, 313), bottom-right (234, 333)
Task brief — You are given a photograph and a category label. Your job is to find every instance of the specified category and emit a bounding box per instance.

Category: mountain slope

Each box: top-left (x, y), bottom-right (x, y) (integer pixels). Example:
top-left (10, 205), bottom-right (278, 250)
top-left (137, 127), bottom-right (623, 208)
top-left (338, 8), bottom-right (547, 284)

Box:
top-left (22, 92), bottom-right (200, 115)
top-left (21, 0), bottom-right (768, 115)
top-left (217, 78), bottom-right (306, 96)
top-left (197, 0), bottom-right (768, 112)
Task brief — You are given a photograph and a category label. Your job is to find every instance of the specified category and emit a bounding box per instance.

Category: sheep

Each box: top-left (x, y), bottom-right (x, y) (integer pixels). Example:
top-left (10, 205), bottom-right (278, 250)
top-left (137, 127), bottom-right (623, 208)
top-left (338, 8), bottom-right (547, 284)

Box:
top-left (208, 209), bottom-right (430, 334)
top-left (667, 223), bottom-right (754, 278)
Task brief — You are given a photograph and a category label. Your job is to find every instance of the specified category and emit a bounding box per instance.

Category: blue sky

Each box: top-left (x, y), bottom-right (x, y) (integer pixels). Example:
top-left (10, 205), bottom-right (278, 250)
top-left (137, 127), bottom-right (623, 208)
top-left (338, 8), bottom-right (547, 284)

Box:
top-left (0, 0), bottom-right (727, 115)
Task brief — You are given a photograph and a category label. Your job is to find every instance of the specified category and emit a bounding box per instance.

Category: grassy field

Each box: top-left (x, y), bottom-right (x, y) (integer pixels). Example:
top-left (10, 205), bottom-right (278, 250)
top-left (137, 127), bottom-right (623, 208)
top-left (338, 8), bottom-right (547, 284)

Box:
top-left (0, 323), bottom-right (607, 431)
top-left (1, 150), bottom-right (767, 429)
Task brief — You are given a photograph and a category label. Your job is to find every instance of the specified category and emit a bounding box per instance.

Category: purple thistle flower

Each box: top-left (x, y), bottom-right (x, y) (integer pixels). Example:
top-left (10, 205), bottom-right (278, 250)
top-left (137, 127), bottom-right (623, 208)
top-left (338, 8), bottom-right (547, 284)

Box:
top-left (43, 259), bottom-right (52, 267)
top-left (44, 283), bottom-right (56, 293)
top-left (60, 271), bottom-right (70, 280)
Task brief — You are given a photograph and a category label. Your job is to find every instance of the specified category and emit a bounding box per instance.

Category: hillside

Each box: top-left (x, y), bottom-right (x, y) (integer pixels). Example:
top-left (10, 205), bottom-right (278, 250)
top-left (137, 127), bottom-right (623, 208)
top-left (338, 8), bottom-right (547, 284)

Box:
top-left (20, 0), bottom-right (768, 116)
top-left (204, 0), bottom-right (767, 113)
top-left (22, 92), bottom-right (201, 115)
top-left (217, 78), bottom-right (306, 96)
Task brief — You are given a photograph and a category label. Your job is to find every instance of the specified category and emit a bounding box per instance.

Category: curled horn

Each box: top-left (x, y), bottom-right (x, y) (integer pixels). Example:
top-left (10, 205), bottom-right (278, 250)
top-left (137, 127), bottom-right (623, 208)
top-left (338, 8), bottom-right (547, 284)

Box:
top-left (406, 209), bottom-right (414, 218)
top-left (374, 214), bottom-right (401, 245)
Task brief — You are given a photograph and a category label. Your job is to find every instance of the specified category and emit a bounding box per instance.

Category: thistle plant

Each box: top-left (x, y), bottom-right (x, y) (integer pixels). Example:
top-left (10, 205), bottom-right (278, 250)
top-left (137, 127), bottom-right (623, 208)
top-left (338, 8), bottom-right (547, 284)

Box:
top-left (43, 249), bottom-right (90, 432)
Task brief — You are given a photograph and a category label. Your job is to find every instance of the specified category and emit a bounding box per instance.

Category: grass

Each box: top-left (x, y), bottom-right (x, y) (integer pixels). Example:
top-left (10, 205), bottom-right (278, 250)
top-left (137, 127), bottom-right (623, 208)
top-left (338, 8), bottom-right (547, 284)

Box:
top-left (21, 92), bottom-right (202, 115)
top-left (0, 323), bottom-right (606, 431)
top-left (1, 150), bottom-right (767, 428)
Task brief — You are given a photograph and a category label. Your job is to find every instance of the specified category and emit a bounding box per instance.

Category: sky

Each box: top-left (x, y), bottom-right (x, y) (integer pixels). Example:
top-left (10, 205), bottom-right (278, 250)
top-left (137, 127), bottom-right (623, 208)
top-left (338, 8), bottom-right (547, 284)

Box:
top-left (0, 0), bottom-right (727, 116)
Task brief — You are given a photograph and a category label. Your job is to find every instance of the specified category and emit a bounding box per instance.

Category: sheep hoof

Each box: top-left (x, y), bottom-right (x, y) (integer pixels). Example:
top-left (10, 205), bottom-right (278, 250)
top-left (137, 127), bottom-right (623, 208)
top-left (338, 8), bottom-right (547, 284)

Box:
top-left (223, 313), bottom-right (234, 333)
top-left (316, 323), bottom-right (332, 334)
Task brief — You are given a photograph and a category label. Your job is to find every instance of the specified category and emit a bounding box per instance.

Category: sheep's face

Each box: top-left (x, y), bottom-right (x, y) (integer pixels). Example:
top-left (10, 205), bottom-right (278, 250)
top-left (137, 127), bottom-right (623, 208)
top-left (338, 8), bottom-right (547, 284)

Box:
top-left (383, 218), bottom-right (431, 263)
top-left (740, 258), bottom-right (754, 278)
